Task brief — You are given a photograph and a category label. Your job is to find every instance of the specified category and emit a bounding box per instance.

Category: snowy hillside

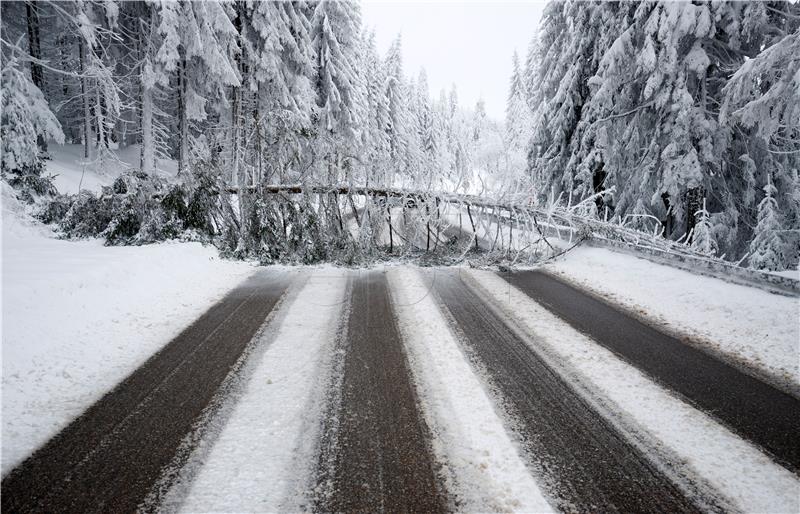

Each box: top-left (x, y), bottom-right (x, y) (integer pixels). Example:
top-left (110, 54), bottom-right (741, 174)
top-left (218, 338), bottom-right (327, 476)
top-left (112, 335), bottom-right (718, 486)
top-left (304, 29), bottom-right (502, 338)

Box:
top-left (46, 144), bottom-right (178, 195)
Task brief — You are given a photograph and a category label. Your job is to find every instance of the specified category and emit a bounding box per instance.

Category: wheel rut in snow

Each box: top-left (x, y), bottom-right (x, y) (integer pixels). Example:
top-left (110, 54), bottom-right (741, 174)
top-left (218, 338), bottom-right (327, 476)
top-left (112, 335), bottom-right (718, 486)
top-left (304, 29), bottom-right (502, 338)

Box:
top-left (503, 269), bottom-right (800, 474)
top-left (432, 270), bottom-right (699, 513)
top-left (314, 270), bottom-right (447, 513)
top-left (1, 271), bottom-right (291, 514)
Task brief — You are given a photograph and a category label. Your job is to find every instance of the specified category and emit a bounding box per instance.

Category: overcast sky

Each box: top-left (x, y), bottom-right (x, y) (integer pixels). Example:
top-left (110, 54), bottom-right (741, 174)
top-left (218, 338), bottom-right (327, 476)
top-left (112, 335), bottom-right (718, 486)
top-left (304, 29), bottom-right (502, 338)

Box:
top-left (361, 0), bottom-right (546, 121)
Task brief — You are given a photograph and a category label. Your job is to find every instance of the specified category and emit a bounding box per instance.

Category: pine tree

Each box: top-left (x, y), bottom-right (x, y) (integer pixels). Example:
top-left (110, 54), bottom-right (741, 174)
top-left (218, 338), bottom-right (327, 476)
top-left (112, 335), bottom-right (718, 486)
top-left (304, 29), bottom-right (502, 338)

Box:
top-left (310, 0), bottom-right (364, 183)
top-left (155, 0), bottom-right (240, 175)
top-left (506, 50), bottom-right (533, 150)
top-left (749, 178), bottom-right (786, 271)
top-left (383, 34), bottom-right (410, 181)
top-left (1, 53), bottom-right (65, 174)
top-left (361, 30), bottom-right (391, 186)
top-left (692, 198), bottom-right (717, 256)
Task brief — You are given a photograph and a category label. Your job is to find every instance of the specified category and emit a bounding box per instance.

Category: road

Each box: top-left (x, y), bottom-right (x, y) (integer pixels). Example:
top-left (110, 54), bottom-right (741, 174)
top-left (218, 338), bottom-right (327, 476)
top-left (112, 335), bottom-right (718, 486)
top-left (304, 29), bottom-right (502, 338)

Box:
top-left (503, 269), bottom-right (800, 474)
top-left (2, 265), bottom-right (795, 512)
top-left (431, 270), bottom-right (700, 513)
top-left (1, 271), bottom-right (291, 513)
top-left (314, 270), bottom-right (447, 512)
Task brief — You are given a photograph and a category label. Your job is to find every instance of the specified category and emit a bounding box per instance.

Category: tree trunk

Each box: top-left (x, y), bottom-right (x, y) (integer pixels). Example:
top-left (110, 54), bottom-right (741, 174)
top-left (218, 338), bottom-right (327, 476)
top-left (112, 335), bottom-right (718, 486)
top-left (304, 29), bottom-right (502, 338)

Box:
top-left (177, 54), bottom-right (189, 176)
top-left (141, 79), bottom-right (154, 173)
top-left (26, 1), bottom-right (47, 153)
top-left (387, 206), bottom-right (393, 253)
top-left (79, 41), bottom-right (92, 160)
top-left (467, 205), bottom-right (479, 250)
top-left (139, 12), bottom-right (155, 173)
top-left (95, 84), bottom-right (106, 151)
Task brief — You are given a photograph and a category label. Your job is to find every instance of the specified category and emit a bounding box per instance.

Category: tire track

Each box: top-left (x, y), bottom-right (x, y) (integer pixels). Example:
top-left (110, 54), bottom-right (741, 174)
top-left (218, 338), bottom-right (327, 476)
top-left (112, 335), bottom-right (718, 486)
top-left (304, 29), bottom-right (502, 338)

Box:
top-left (1, 271), bottom-right (291, 513)
top-left (432, 270), bottom-right (699, 513)
top-left (503, 269), bottom-right (800, 474)
top-left (314, 270), bottom-right (447, 512)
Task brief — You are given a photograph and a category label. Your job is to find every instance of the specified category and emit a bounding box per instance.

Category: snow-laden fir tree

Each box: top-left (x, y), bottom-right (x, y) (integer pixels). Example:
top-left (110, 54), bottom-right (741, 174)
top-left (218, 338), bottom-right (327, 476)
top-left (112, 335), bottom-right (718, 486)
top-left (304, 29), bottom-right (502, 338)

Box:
top-left (155, 0), bottom-right (240, 175)
top-left (505, 50), bottom-right (532, 151)
top-left (518, 0), bottom-right (799, 268)
top-left (310, 0), bottom-right (364, 183)
top-left (360, 30), bottom-right (391, 186)
top-left (383, 34), bottom-right (412, 184)
top-left (241, 0), bottom-right (316, 184)
top-left (0, 52), bottom-right (65, 175)
top-left (749, 178), bottom-right (786, 271)
top-left (691, 198), bottom-right (717, 256)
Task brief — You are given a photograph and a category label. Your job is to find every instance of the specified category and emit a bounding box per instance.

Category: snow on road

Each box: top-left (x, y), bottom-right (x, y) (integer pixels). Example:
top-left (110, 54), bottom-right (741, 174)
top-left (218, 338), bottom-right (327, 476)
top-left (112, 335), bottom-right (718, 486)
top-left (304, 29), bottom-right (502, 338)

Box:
top-left (388, 267), bottom-right (553, 513)
top-left (545, 246), bottom-right (800, 389)
top-left (174, 269), bottom-right (347, 512)
top-left (467, 269), bottom-right (800, 513)
top-left (1, 184), bottom-right (254, 474)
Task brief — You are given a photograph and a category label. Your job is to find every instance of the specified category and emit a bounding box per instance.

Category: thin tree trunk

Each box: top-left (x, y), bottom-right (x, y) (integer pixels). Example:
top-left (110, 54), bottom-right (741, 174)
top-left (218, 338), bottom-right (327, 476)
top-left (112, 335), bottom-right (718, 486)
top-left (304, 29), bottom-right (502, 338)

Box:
top-left (139, 13), bottom-right (155, 173)
top-left (387, 206), bottom-right (393, 253)
top-left (26, 1), bottom-right (46, 153)
top-left (177, 55), bottom-right (189, 175)
top-left (141, 81), bottom-right (154, 172)
top-left (467, 204), bottom-right (478, 250)
top-left (79, 41), bottom-right (92, 160)
top-left (95, 83), bottom-right (106, 152)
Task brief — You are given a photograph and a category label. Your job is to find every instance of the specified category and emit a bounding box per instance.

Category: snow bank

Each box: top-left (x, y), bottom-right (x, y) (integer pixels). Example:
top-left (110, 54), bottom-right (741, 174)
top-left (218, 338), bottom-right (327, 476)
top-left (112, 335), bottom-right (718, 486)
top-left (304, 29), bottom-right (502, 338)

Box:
top-left (387, 267), bottom-right (553, 513)
top-left (545, 246), bottom-right (800, 389)
top-left (467, 269), bottom-right (800, 513)
top-left (175, 269), bottom-right (347, 512)
top-left (1, 184), bottom-right (254, 473)
top-left (46, 143), bottom-right (177, 194)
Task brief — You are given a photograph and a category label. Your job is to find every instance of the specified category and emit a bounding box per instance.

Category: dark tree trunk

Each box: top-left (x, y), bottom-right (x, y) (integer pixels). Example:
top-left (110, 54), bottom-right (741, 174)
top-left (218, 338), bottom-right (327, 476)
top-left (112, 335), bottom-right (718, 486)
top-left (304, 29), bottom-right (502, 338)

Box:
top-left (661, 193), bottom-right (674, 238)
top-left (79, 41), bottom-right (91, 159)
top-left (26, 1), bottom-right (47, 153)
top-left (685, 187), bottom-right (703, 241)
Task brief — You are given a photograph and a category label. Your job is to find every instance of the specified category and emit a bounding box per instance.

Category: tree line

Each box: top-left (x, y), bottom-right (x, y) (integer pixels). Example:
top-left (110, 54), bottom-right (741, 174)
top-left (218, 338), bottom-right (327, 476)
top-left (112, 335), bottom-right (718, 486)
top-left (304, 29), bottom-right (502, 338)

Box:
top-left (1, 0), bottom-right (512, 263)
top-left (509, 0), bottom-right (799, 270)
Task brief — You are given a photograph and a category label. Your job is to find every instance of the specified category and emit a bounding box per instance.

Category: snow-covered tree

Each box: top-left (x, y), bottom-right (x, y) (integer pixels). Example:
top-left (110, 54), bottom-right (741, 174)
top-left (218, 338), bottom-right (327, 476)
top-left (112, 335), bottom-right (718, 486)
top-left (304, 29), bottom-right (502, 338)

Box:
top-left (691, 198), bottom-right (717, 256)
top-left (360, 30), bottom-right (391, 186)
top-left (1, 52), bottom-right (65, 174)
top-left (240, 0), bottom-right (316, 184)
top-left (519, 0), bottom-right (799, 266)
top-left (155, 0), bottom-right (240, 175)
top-left (505, 50), bottom-right (532, 150)
top-left (310, 0), bottom-right (364, 182)
top-left (383, 34), bottom-right (411, 183)
top-left (749, 178), bottom-right (786, 270)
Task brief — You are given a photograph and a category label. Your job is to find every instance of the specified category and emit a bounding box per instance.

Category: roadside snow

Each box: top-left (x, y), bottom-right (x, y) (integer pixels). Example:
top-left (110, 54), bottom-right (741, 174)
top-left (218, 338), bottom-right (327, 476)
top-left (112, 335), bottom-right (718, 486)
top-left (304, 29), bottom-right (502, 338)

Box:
top-left (468, 269), bottom-right (800, 513)
top-left (1, 184), bottom-right (254, 474)
top-left (176, 269), bottom-right (347, 512)
top-left (387, 267), bottom-right (553, 513)
top-left (545, 246), bottom-right (800, 388)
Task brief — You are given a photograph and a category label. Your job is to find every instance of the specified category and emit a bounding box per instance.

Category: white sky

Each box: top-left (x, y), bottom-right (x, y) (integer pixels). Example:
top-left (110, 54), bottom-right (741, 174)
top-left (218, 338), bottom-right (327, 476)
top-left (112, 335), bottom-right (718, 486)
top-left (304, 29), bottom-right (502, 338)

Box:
top-left (361, 0), bottom-right (546, 121)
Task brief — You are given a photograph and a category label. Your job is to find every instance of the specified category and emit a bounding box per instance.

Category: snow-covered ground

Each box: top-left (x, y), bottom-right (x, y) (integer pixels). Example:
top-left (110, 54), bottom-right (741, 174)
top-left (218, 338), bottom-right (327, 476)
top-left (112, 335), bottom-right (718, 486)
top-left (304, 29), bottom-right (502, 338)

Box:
top-left (46, 143), bottom-right (177, 194)
top-left (388, 267), bottom-right (553, 512)
top-left (467, 269), bottom-right (800, 513)
top-left (1, 183), bottom-right (254, 473)
top-left (171, 269), bottom-right (347, 512)
top-left (543, 246), bottom-right (800, 389)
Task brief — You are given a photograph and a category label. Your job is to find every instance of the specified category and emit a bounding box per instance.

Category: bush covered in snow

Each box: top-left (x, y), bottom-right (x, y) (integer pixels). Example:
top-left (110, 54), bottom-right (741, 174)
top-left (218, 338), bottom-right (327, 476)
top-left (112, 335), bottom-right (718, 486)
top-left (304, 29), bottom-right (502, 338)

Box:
top-left (48, 171), bottom-right (215, 245)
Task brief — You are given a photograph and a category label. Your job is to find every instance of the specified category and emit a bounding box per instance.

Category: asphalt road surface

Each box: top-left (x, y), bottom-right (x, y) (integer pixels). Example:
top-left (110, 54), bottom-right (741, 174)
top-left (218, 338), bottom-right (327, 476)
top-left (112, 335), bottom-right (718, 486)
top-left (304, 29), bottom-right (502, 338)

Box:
top-left (314, 270), bottom-right (447, 513)
top-left (503, 269), bottom-right (800, 474)
top-left (1, 271), bottom-right (291, 514)
top-left (432, 270), bottom-right (699, 513)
